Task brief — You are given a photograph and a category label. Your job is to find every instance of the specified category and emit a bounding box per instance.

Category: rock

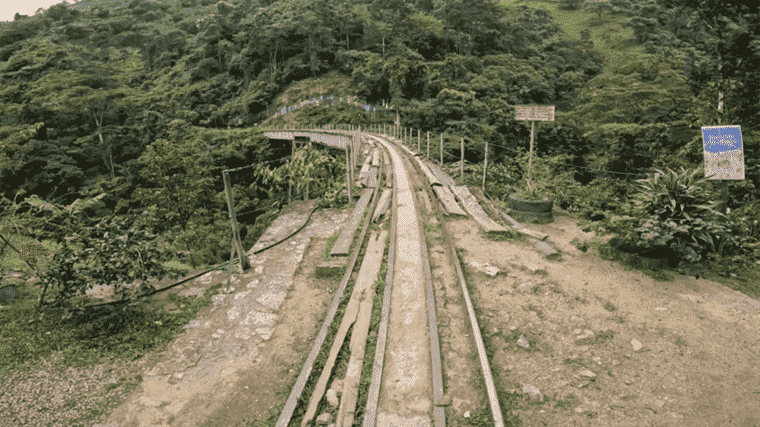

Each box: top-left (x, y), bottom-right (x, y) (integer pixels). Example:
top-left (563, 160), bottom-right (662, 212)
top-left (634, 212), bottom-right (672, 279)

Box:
top-left (316, 413), bottom-right (332, 425)
top-left (522, 384), bottom-right (543, 402)
top-left (464, 411), bottom-right (471, 418)
top-left (631, 338), bottom-right (642, 351)
top-left (369, 330), bottom-right (377, 337)
top-left (168, 372), bottom-right (184, 384)
top-left (576, 330), bottom-right (595, 341)
top-left (517, 335), bottom-right (530, 349)
top-left (435, 394), bottom-right (453, 406)
top-left (574, 406), bottom-right (587, 414)
top-left (325, 389), bottom-right (339, 407)
top-left (164, 303), bottom-right (178, 313)
top-left (469, 261), bottom-right (499, 276)
top-left (331, 379), bottom-right (344, 393)
top-left (579, 369), bottom-right (596, 378)
top-left (518, 283), bottom-right (535, 292)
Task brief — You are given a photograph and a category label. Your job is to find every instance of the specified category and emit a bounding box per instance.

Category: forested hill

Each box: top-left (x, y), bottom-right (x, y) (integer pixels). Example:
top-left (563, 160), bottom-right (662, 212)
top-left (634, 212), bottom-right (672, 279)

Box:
top-left (1, 0), bottom-right (760, 273)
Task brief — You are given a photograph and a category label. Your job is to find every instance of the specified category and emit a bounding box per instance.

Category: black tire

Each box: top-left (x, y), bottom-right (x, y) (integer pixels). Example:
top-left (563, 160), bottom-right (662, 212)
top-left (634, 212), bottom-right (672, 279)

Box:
top-left (510, 209), bottom-right (553, 220)
top-left (507, 193), bottom-right (554, 213)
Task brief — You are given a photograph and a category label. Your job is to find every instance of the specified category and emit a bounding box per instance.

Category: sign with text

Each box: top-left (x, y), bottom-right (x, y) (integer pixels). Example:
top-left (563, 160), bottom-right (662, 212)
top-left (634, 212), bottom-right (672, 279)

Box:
top-left (515, 105), bottom-right (555, 122)
top-left (702, 126), bottom-right (744, 180)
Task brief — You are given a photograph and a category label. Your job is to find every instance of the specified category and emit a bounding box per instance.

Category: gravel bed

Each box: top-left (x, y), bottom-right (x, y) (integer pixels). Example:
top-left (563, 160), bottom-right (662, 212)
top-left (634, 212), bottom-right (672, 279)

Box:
top-left (0, 351), bottom-right (157, 427)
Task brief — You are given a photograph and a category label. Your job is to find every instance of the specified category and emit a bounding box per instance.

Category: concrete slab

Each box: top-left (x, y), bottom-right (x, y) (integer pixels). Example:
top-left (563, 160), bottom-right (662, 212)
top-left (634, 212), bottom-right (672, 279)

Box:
top-left (372, 138), bottom-right (433, 426)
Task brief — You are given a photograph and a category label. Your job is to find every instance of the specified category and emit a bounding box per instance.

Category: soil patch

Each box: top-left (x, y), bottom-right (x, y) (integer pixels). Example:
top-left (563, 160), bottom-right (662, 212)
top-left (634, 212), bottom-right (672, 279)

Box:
top-left (445, 214), bottom-right (760, 426)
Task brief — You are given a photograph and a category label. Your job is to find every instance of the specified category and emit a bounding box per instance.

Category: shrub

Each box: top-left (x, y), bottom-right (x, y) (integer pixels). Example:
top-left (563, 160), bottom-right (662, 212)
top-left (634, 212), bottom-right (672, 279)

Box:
top-left (629, 166), bottom-right (745, 277)
top-left (39, 216), bottom-right (182, 318)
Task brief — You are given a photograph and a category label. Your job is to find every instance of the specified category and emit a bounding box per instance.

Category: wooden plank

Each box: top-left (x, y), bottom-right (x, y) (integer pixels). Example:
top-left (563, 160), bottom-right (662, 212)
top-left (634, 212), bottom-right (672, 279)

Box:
top-left (470, 188), bottom-right (550, 241)
top-left (372, 189), bottom-right (392, 223)
top-left (302, 231), bottom-right (383, 426)
top-left (358, 156), bottom-right (372, 187)
top-left (382, 149), bottom-right (392, 188)
top-left (413, 156), bottom-right (442, 187)
top-left (331, 189), bottom-right (373, 256)
top-left (427, 162), bottom-right (457, 188)
top-left (367, 166), bottom-right (378, 188)
top-left (372, 149), bottom-right (380, 167)
top-left (451, 186), bottom-right (508, 233)
top-left (432, 186), bottom-right (468, 216)
top-left (336, 230), bottom-right (388, 426)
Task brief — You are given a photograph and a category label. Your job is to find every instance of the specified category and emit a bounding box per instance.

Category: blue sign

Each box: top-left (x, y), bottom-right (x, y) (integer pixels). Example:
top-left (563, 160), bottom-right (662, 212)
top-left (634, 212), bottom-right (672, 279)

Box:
top-left (373, 107), bottom-right (376, 112)
top-left (330, 95), bottom-right (333, 100)
top-left (702, 126), bottom-right (744, 180)
top-left (320, 96), bottom-right (323, 101)
top-left (281, 108), bottom-right (286, 115)
top-left (365, 105), bottom-right (370, 111)
top-left (313, 98), bottom-right (317, 103)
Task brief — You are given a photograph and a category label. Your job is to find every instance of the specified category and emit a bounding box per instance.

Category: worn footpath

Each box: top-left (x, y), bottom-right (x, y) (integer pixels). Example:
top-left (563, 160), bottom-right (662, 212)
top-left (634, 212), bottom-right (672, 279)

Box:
top-left (101, 200), bottom-right (348, 427)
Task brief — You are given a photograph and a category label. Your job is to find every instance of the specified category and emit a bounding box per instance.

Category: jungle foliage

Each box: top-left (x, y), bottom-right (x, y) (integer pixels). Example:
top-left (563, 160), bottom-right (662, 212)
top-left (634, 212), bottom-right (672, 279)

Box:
top-left (1, 0), bottom-right (760, 318)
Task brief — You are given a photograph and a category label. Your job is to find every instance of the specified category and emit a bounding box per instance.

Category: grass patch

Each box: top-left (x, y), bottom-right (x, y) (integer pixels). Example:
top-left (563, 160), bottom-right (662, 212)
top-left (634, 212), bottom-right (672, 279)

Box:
top-left (0, 277), bottom-right (220, 375)
top-left (323, 232), bottom-right (340, 262)
top-left (485, 229), bottom-right (524, 242)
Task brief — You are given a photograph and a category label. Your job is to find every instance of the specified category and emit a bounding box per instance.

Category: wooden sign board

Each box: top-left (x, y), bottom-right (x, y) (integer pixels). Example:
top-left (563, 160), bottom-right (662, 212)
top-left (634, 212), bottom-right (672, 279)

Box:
top-left (702, 126), bottom-right (744, 180)
top-left (515, 105), bottom-right (555, 122)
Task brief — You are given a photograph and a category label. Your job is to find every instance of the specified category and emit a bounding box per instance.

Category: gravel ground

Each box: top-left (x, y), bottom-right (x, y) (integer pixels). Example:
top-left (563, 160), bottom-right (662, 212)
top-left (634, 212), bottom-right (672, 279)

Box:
top-left (0, 351), bottom-right (159, 427)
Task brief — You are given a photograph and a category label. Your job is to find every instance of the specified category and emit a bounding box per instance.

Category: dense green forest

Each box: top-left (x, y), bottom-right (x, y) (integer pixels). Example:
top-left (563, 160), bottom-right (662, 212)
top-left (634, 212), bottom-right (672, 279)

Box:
top-left (1, 0), bottom-right (760, 311)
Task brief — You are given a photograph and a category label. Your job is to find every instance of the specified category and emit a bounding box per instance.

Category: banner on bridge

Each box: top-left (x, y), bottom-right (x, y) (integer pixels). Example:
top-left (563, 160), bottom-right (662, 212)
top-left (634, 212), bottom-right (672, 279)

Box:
top-left (702, 125), bottom-right (745, 180)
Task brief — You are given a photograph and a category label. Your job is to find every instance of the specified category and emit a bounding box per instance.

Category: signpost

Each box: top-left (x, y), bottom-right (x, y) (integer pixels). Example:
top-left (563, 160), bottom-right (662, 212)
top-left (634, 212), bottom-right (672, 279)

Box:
top-left (702, 125), bottom-right (744, 214)
top-left (515, 105), bottom-right (555, 194)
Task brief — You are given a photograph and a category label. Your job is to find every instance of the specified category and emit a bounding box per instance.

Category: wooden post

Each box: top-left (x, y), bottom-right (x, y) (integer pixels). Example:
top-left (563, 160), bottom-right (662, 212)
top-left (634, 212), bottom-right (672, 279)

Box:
top-left (460, 137), bottom-right (464, 179)
top-left (527, 121), bottom-right (535, 193)
top-left (289, 139), bottom-right (295, 204)
top-left (440, 134), bottom-right (443, 167)
top-left (223, 170), bottom-right (251, 272)
top-left (427, 132), bottom-right (430, 158)
top-left (482, 139), bottom-right (488, 193)
top-left (346, 143), bottom-right (352, 202)
top-left (305, 139), bottom-right (311, 201)
top-left (417, 129), bottom-right (420, 151)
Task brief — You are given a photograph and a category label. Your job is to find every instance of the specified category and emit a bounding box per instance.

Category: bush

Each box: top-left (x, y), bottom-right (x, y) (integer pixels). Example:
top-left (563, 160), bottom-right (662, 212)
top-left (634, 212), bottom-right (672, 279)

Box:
top-left (39, 215), bottom-right (183, 318)
top-left (629, 166), bottom-right (746, 277)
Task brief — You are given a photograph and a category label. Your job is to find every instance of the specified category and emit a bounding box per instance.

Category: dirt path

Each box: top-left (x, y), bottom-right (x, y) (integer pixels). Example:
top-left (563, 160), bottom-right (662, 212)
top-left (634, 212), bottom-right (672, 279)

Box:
top-left (102, 202), bottom-right (350, 427)
top-left (446, 213), bottom-right (760, 426)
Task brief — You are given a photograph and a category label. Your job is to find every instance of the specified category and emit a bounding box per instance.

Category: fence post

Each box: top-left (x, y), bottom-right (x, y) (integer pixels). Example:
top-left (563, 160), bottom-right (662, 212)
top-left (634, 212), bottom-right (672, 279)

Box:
top-left (305, 139), bottom-right (311, 201)
top-left (460, 137), bottom-right (464, 179)
top-left (427, 132), bottom-right (430, 158)
top-left (289, 139), bottom-right (295, 204)
top-left (417, 129), bottom-right (420, 151)
top-left (222, 170), bottom-right (251, 272)
top-left (440, 134), bottom-right (443, 167)
top-left (346, 142), bottom-right (352, 203)
top-left (482, 139), bottom-right (488, 193)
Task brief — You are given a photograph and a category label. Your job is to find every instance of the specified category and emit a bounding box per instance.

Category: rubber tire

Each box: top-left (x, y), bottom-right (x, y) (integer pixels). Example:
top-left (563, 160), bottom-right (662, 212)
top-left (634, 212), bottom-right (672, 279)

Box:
top-left (509, 209), bottom-right (553, 220)
top-left (507, 193), bottom-right (554, 213)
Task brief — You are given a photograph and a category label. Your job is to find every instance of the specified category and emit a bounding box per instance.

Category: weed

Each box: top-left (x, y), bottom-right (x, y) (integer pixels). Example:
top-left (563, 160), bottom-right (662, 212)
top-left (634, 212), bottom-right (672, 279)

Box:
top-left (570, 238), bottom-right (589, 252)
top-left (595, 330), bottom-right (615, 344)
top-left (323, 232), bottom-right (340, 261)
top-left (563, 357), bottom-right (584, 366)
top-left (533, 269), bottom-right (548, 275)
top-left (603, 302), bottom-right (616, 311)
top-left (485, 229), bottom-right (524, 242)
top-left (554, 393), bottom-right (576, 410)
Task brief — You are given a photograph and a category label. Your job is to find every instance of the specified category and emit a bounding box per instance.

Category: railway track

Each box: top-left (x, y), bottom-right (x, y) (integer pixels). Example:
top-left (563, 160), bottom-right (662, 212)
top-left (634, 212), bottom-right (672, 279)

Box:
top-left (275, 130), bottom-right (505, 426)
